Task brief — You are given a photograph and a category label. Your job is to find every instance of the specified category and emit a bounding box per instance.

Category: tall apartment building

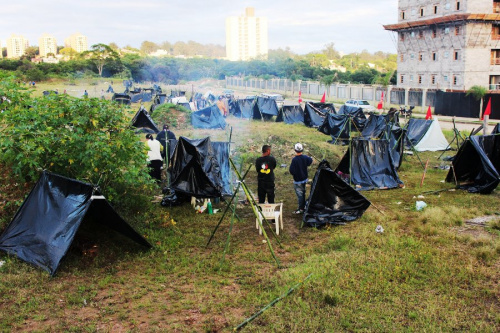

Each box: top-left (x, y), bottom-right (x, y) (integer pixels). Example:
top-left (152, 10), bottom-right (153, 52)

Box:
top-left (385, 0), bottom-right (500, 90)
top-left (226, 7), bottom-right (268, 61)
top-left (64, 33), bottom-right (88, 53)
top-left (6, 34), bottom-right (29, 59)
top-left (39, 33), bottom-right (58, 57)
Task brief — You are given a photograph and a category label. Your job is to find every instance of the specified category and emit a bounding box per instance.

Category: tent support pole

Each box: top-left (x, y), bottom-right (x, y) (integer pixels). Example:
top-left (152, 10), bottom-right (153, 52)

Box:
top-left (220, 204), bottom-right (236, 267)
top-left (349, 117), bottom-right (353, 188)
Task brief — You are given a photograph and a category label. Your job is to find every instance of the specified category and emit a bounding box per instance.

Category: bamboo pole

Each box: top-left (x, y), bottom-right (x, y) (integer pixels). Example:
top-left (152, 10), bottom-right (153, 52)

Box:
top-left (234, 274), bottom-right (313, 331)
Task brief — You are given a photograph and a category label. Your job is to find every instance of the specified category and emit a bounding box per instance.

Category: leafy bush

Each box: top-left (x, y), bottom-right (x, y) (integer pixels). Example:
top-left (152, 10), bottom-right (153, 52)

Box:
top-left (0, 73), bottom-right (153, 202)
top-left (151, 103), bottom-right (191, 128)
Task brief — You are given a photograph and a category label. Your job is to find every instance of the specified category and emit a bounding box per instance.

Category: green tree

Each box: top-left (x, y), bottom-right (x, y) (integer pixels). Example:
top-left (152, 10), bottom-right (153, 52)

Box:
top-left (320, 74), bottom-right (337, 97)
top-left (0, 73), bottom-right (153, 201)
top-left (59, 47), bottom-right (77, 60)
top-left (140, 41), bottom-right (159, 55)
top-left (82, 44), bottom-right (120, 77)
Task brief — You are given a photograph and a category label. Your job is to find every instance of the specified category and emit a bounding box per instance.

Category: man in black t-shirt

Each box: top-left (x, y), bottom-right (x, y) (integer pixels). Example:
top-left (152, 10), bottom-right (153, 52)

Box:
top-left (255, 145), bottom-right (277, 204)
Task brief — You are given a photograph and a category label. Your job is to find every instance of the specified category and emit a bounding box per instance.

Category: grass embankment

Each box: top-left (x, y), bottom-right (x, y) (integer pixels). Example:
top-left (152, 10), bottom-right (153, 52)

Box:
top-left (0, 94), bottom-right (499, 331)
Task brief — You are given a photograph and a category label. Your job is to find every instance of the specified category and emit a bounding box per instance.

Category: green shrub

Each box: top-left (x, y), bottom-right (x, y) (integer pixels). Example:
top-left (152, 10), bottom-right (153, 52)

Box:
top-left (0, 73), bottom-right (153, 203)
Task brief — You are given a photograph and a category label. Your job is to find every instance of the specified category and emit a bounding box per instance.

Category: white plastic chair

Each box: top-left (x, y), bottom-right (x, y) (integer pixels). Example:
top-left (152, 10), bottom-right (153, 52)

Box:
top-left (256, 203), bottom-right (283, 235)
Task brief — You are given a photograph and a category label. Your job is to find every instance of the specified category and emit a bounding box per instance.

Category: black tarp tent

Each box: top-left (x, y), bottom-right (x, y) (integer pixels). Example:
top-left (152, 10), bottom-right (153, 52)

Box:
top-left (191, 105), bottom-right (226, 129)
top-left (309, 102), bottom-right (336, 114)
top-left (337, 105), bottom-right (367, 131)
top-left (170, 137), bottom-right (225, 198)
top-left (318, 113), bottom-right (351, 143)
top-left (276, 105), bottom-right (304, 124)
top-left (304, 102), bottom-right (328, 127)
top-left (303, 160), bottom-right (371, 227)
top-left (131, 106), bottom-right (160, 133)
top-left (234, 98), bottom-right (256, 119)
top-left (178, 102), bottom-right (192, 111)
top-left (336, 139), bottom-right (404, 190)
top-left (0, 171), bottom-right (151, 276)
top-left (361, 114), bottom-right (392, 139)
top-left (446, 135), bottom-right (500, 194)
top-left (112, 93), bottom-right (131, 105)
top-left (256, 97), bottom-right (279, 120)
top-left (130, 91), bottom-right (143, 103)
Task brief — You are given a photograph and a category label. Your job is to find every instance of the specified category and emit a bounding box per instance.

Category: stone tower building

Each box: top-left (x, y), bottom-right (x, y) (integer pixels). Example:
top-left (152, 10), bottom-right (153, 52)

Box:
top-left (384, 0), bottom-right (500, 90)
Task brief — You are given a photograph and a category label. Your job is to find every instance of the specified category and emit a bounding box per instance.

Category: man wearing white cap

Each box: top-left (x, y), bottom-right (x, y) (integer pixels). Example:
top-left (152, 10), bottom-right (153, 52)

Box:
top-left (289, 143), bottom-right (313, 214)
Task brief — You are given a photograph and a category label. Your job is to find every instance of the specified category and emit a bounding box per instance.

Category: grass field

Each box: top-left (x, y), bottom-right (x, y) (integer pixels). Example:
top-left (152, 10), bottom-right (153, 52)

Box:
top-left (0, 83), bottom-right (499, 332)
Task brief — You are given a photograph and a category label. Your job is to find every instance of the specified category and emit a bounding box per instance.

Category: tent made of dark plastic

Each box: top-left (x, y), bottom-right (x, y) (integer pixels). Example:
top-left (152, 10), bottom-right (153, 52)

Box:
top-left (308, 102), bottom-right (336, 114)
top-left (318, 113), bottom-right (351, 143)
top-left (276, 105), bottom-right (304, 124)
top-left (178, 102), bottom-right (192, 111)
top-left (361, 114), bottom-right (392, 139)
top-left (170, 137), bottom-right (225, 198)
top-left (0, 171), bottom-right (152, 276)
top-left (131, 106), bottom-right (160, 133)
top-left (337, 105), bottom-right (367, 132)
top-left (303, 160), bottom-right (371, 227)
top-left (130, 92), bottom-right (143, 103)
top-left (304, 102), bottom-right (328, 127)
top-left (336, 139), bottom-right (404, 190)
top-left (256, 97), bottom-right (279, 120)
top-left (446, 135), bottom-right (500, 194)
top-left (234, 98), bottom-right (256, 119)
top-left (191, 105), bottom-right (226, 130)
top-left (405, 118), bottom-right (449, 151)
top-left (112, 93), bottom-right (131, 105)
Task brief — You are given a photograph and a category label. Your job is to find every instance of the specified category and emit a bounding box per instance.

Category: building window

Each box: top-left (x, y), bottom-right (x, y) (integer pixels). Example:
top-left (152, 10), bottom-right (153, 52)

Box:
top-left (420, 8), bottom-right (425, 16)
top-left (410, 53), bottom-right (415, 60)
top-left (418, 30), bottom-right (424, 39)
top-left (400, 75), bottom-right (405, 84)
top-left (400, 33), bottom-right (405, 41)
top-left (432, 29), bottom-right (437, 38)
top-left (456, 1), bottom-right (460, 10)
top-left (401, 11), bottom-right (406, 20)
top-left (419, 53), bottom-right (424, 61)
top-left (418, 75), bottom-right (423, 84)
top-left (410, 75), bottom-right (414, 82)
top-left (444, 75), bottom-right (449, 82)
top-left (453, 76), bottom-right (459, 85)
top-left (455, 26), bottom-right (461, 35)
top-left (431, 75), bottom-right (436, 84)
top-left (434, 5), bottom-right (438, 14)
top-left (400, 54), bottom-right (404, 61)
top-left (432, 52), bottom-right (437, 61)
top-left (454, 50), bottom-right (459, 60)
top-left (491, 49), bottom-right (500, 65)
top-left (492, 24), bottom-right (500, 39)
top-left (444, 27), bottom-right (450, 34)
top-left (444, 51), bottom-right (449, 58)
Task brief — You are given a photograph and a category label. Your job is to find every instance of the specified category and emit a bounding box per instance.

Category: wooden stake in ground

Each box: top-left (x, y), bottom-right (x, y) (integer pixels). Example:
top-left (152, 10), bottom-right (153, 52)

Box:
top-left (420, 158), bottom-right (430, 187)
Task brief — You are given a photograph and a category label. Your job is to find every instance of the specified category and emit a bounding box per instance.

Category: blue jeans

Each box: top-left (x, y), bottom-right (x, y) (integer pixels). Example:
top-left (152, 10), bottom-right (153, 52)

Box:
top-left (293, 182), bottom-right (306, 210)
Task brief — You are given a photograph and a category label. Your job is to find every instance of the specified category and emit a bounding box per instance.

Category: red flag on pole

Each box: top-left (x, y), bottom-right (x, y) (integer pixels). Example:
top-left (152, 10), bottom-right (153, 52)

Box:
top-left (320, 92), bottom-right (326, 103)
top-left (298, 90), bottom-right (302, 103)
top-left (377, 91), bottom-right (384, 110)
top-left (425, 105), bottom-right (432, 120)
top-left (481, 97), bottom-right (491, 120)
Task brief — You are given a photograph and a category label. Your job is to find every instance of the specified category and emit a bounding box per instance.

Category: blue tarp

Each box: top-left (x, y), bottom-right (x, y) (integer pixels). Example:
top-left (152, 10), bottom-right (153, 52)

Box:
top-left (304, 102), bottom-right (328, 127)
top-left (256, 97), bottom-right (279, 119)
top-left (191, 105), bottom-right (226, 130)
top-left (276, 105), bottom-right (304, 124)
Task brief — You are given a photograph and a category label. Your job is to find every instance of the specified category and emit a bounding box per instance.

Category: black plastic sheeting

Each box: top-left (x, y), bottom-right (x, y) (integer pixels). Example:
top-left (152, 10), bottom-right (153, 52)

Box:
top-left (309, 102), bottom-right (336, 114)
top-left (336, 139), bottom-right (404, 190)
top-left (492, 123), bottom-right (500, 134)
top-left (112, 93), bottom-right (131, 105)
top-left (130, 92), bottom-right (143, 103)
top-left (191, 105), bottom-right (226, 130)
top-left (435, 91), bottom-right (480, 118)
top-left (318, 114), bottom-right (351, 143)
top-left (0, 171), bottom-right (151, 276)
top-left (211, 142), bottom-right (231, 195)
top-left (131, 106), bottom-right (160, 133)
top-left (446, 135), bottom-right (500, 194)
top-left (234, 99), bottom-right (255, 119)
top-left (405, 118), bottom-right (432, 147)
top-left (170, 137), bottom-right (224, 198)
top-left (304, 102), bottom-right (328, 127)
top-left (256, 97), bottom-right (279, 119)
top-left (178, 102), bottom-right (192, 111)
top-left (337, 105), bottom-right (367, 132)
top-left (361, 114), bottom-right (392, 139)
top-left (276, 105), bottom-right (304, 124)
top-left (303, 160), bottom-right (371, 227)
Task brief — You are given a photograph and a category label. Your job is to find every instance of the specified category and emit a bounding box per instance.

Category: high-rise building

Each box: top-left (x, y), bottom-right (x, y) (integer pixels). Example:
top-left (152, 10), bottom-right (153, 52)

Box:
top-left (385, 1), bottom-right (500, 90)
top-left (6, 34), bottom-right (29, 59)
top-left (39, 33), bottom-right (58, 57)
top-left (64, 33), bottom-right (88, 53)
top-left (226, 7), bottom-right (268, 61)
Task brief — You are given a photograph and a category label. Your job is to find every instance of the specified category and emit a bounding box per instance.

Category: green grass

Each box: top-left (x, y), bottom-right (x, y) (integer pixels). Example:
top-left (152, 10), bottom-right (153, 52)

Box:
top-left (0, 86), bottom-right (499, 332)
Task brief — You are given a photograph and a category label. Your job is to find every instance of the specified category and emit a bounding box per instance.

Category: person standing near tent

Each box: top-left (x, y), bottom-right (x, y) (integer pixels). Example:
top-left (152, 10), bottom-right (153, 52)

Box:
top-left (217, 96), bottom-right (228, 117)
top-left (146, 134), bottom-right (163, 184)
top-left (255, 145), bottom-right (277, 204)
top-left (289, 143), bottom-right (313, 214)
top-left (156, 124), bottom-right (176, 160)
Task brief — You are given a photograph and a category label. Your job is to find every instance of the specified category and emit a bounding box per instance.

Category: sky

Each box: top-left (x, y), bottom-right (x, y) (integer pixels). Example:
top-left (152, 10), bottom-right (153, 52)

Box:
top-left (1, 0), bottom-right (398, 55)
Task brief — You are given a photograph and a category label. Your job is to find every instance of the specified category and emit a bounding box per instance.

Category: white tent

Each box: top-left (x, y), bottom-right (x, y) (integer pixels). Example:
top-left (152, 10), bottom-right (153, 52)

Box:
top-left (414, 117), bottom-right (449, 151)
